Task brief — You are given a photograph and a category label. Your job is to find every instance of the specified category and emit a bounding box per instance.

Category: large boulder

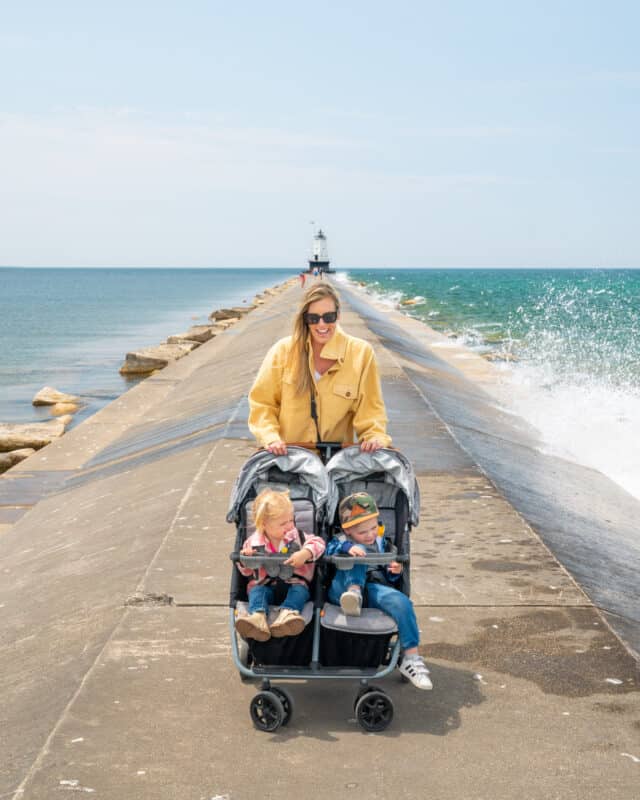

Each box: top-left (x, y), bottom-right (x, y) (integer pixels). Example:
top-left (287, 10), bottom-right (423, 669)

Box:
top-left (32, 386), bottom-right (80, 406)
top-left (0, 448), bottom-right (36, 474)
top-left (119, 342), bottom-right (197, 375)
top-left (0, 420), bottom-right (66, 452)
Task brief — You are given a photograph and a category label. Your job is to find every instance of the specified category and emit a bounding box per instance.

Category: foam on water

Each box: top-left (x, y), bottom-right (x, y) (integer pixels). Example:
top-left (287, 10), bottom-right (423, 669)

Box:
top-left (341, 268), bottom-right (640, 503)
top-left (495, 362), bottom-right (640, 500)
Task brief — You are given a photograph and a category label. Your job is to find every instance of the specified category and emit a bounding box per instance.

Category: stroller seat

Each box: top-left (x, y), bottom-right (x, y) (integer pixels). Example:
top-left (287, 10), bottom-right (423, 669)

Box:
top-left (320, 603), bottom-right (397, 634)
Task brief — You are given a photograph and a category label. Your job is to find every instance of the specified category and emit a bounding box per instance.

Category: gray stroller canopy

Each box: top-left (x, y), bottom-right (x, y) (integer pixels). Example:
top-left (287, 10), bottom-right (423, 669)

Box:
top-left (226, 446), bottom-right (337, 524)
top-left (325, 447), bottom-right (420, 527)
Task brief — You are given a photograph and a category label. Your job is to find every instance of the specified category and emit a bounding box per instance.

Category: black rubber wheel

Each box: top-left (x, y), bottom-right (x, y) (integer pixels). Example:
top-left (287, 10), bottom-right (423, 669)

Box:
top-left (250, 691), bottom-right (285, 732)
top-left (355, 690), bottom-right (394, 732)
top-left (353, 684), bottom-right (383, 712)
top-left (270, 686), bottom-right (294, 726)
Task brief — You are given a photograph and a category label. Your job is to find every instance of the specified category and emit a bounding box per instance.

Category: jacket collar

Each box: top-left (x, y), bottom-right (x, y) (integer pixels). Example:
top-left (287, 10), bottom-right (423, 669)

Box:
top-left (306, 324), bottom-right (348, 364)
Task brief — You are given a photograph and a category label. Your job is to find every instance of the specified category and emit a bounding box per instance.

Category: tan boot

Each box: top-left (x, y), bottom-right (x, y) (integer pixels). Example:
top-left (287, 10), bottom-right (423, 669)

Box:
top-left (235, 611), bottom-right (270, 642)
top-left (270, 608), bottom-right (305, 638)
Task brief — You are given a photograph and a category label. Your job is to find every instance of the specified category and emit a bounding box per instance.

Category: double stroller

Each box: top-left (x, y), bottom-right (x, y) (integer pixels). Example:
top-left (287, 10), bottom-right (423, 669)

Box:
top-left (227, 445), bottom-right (420, 733)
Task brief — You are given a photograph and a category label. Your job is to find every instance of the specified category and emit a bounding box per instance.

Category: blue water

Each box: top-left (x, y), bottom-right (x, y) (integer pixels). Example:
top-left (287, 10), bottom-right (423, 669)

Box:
top-left (339, 268), bottom-right (640, 500)
top-left (0, 267), bottom-right (294, 425)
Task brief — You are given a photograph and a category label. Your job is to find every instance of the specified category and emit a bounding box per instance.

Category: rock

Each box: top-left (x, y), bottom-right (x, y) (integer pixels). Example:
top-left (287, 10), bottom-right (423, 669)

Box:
top-left (119, 342), bottom-right (197, 375)
top-left (32, 386), bottom-right (80, 406)
top-left (57, 415), bottom-right (74, 427)
top-left (207, 318), bottom-right (239, 330)
top-left (400, 297), bottom-right (420, 306)
top-left (0, 420), bottom-right (66, 452)
top-left (50, 402), bottom-right (79, 416)
top-left (482, 352), bottom-right (519, 363)
top-left (209, 307), bottom-right (251, 321)
top-left (166, 335), bottom-right (202, 347)
top-left (0, 448), bottom-right (36, 474)
top-left (186, 325), bottom-right (217, 343)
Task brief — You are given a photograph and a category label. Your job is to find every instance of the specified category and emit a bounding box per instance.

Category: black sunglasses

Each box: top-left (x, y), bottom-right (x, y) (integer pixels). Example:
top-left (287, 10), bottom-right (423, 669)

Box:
top-left (304, 311), bottom-right (338, 325)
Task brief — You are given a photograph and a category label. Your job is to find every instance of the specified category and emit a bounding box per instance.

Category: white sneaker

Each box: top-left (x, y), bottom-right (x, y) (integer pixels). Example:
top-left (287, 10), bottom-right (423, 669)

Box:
top-left (399, 655), bottom-right (433, 690)
top-left (340, 586), bottom-right (362, 616)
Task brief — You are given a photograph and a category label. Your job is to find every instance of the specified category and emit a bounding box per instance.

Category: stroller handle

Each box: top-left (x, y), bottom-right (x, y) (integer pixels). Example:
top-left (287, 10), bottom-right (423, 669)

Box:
top-left (324, 553), bottom-right (408, 569)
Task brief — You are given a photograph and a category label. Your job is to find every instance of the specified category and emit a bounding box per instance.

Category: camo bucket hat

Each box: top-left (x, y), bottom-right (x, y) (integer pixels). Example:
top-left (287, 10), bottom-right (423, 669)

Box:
top-left (338, 492), bottom-right (379, 530)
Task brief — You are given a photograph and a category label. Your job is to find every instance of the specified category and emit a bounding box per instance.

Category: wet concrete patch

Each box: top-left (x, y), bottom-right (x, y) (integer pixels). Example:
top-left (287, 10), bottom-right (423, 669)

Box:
top-left (85, 400), bottom-right (248, 468)
top-left (429, 608), bottom-right (639, 698)
top-left (473, 559), bottom-right (543, 572)
top-left (0, 470), bottom-right (76, 506)
top-left (0, 506), bottom-right (29, 524)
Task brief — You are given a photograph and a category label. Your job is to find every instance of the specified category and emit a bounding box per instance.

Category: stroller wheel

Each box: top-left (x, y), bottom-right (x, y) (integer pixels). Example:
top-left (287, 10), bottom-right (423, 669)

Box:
top-left (250, 691), bottom-right (285, 732)
top-left (353, 684), bottom-right (383, 712)
top-left (270, 686), bottom-right (294, 726)
top-left (355, 689), bottom-right (394, 733)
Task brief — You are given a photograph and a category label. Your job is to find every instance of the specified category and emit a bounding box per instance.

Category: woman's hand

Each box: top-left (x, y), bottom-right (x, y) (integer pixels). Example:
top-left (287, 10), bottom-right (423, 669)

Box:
top-left (348, 545), bottom-right (367, 557)
top-left (360, 438), bottom-right (383, 453)
top-left (267, 440), bottom-right (288, 456)
top-left (284, 548), bottom-right (312, 568)
top-left (388, 560), bottom-right (403, 575)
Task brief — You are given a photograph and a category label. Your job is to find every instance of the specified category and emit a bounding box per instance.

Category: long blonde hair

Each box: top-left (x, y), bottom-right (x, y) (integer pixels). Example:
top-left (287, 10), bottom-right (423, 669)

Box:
top-left (253, 488), bottom-right (293, 533)
top-left (291, 281), bottom-right (341, 395)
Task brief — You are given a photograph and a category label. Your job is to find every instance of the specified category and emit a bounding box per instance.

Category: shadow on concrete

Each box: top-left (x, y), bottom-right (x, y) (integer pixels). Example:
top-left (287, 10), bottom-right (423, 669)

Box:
top-left (247, 665), bottom-right (485, 741)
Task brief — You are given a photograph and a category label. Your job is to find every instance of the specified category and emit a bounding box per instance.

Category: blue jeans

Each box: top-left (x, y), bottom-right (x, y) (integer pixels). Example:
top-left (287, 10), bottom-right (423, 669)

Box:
top-left (248, 582), bottom-right (310, 615)
top-left (328, 565), bottom-right (420, 650)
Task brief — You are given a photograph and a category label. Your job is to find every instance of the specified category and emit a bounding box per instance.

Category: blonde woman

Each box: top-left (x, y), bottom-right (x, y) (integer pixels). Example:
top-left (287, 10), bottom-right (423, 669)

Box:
top-left (248, 282), bottom-right (391, 456)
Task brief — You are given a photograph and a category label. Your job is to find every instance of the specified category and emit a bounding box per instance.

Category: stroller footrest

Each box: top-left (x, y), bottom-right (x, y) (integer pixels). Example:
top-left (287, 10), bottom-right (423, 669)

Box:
top-left (235, 600), bottom-right (314, 627)
top-left (320, 603), bottom-right (397, 635)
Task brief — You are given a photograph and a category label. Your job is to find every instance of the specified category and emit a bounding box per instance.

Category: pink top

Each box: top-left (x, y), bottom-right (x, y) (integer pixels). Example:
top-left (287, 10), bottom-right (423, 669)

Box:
top-left (236, 526), bottom-right (325, 592)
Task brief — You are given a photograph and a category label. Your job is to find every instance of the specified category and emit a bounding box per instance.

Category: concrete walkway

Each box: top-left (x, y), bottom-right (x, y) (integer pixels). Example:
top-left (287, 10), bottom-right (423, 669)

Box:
top-left (1, 282), bottom-right (638, 800)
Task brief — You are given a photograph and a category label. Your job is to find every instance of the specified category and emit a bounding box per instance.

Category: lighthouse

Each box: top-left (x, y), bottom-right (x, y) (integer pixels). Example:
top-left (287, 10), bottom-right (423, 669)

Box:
top-left (307, 228), bottom-right (334, 273)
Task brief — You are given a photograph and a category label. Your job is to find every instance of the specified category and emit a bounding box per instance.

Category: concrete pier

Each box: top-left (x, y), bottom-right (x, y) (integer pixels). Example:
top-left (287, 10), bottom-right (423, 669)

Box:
top-left (1, 282), bottom-right (638, 800)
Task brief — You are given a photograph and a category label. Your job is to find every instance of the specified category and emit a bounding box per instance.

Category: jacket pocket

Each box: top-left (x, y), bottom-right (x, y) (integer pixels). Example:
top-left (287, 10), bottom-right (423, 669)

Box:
top-left (333, 383), bottom-right (356, 400)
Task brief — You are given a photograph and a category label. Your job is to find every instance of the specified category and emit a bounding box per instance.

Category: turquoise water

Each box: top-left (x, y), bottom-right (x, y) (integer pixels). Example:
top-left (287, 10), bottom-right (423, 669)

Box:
top-left (342, 268), bottom-right (640, 387)
top-left (339, 268), bottom-right (640, 500)
top-left (0, 267), bottom-right (294, 424)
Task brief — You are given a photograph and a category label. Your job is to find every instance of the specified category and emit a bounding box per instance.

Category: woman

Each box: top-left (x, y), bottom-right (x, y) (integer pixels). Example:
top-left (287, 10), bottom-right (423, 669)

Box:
top-left (248, 282), bottom-right (391, 455)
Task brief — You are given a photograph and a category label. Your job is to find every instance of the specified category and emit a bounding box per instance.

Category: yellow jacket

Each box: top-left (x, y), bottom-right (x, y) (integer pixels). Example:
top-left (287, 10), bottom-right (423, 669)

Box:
top-left (248, 326), bottom-right (391, 447)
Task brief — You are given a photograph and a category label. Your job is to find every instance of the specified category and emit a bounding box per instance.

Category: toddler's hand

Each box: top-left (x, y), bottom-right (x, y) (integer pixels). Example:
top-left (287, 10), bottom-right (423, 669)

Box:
top-left (388, 560), bottom-right (403, 574)
top-left (284, 549), bottom-right (311, 568)
top-left (349, 545), bottom-right (367, 557)
top-left (240, 544), bottom-right (256, 556)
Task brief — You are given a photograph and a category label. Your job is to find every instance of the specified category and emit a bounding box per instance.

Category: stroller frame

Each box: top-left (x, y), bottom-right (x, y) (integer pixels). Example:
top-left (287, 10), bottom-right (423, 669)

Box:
top-left (227, 443), bottom-right (418, 732)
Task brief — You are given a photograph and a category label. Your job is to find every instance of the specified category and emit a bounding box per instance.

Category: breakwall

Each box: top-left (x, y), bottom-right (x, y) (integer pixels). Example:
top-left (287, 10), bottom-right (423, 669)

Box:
top-left (1, 281), bottom-right (638, 800)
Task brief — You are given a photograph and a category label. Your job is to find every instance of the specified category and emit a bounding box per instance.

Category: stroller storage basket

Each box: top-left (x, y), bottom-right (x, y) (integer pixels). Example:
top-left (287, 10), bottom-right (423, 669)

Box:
top-left (320, 603), bottom-right (397, 668)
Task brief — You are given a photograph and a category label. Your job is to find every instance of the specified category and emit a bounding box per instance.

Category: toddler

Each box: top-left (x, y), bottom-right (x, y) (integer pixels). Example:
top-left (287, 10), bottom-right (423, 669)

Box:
top-left (235, 488), bottom-right (325, 641)
top-left (326, 491), bottom-right (432, 690)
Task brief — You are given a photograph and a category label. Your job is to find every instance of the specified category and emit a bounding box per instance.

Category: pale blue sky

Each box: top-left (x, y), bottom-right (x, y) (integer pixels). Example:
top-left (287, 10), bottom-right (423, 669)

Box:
top-left (1, 1), bottom-right (639, 267)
